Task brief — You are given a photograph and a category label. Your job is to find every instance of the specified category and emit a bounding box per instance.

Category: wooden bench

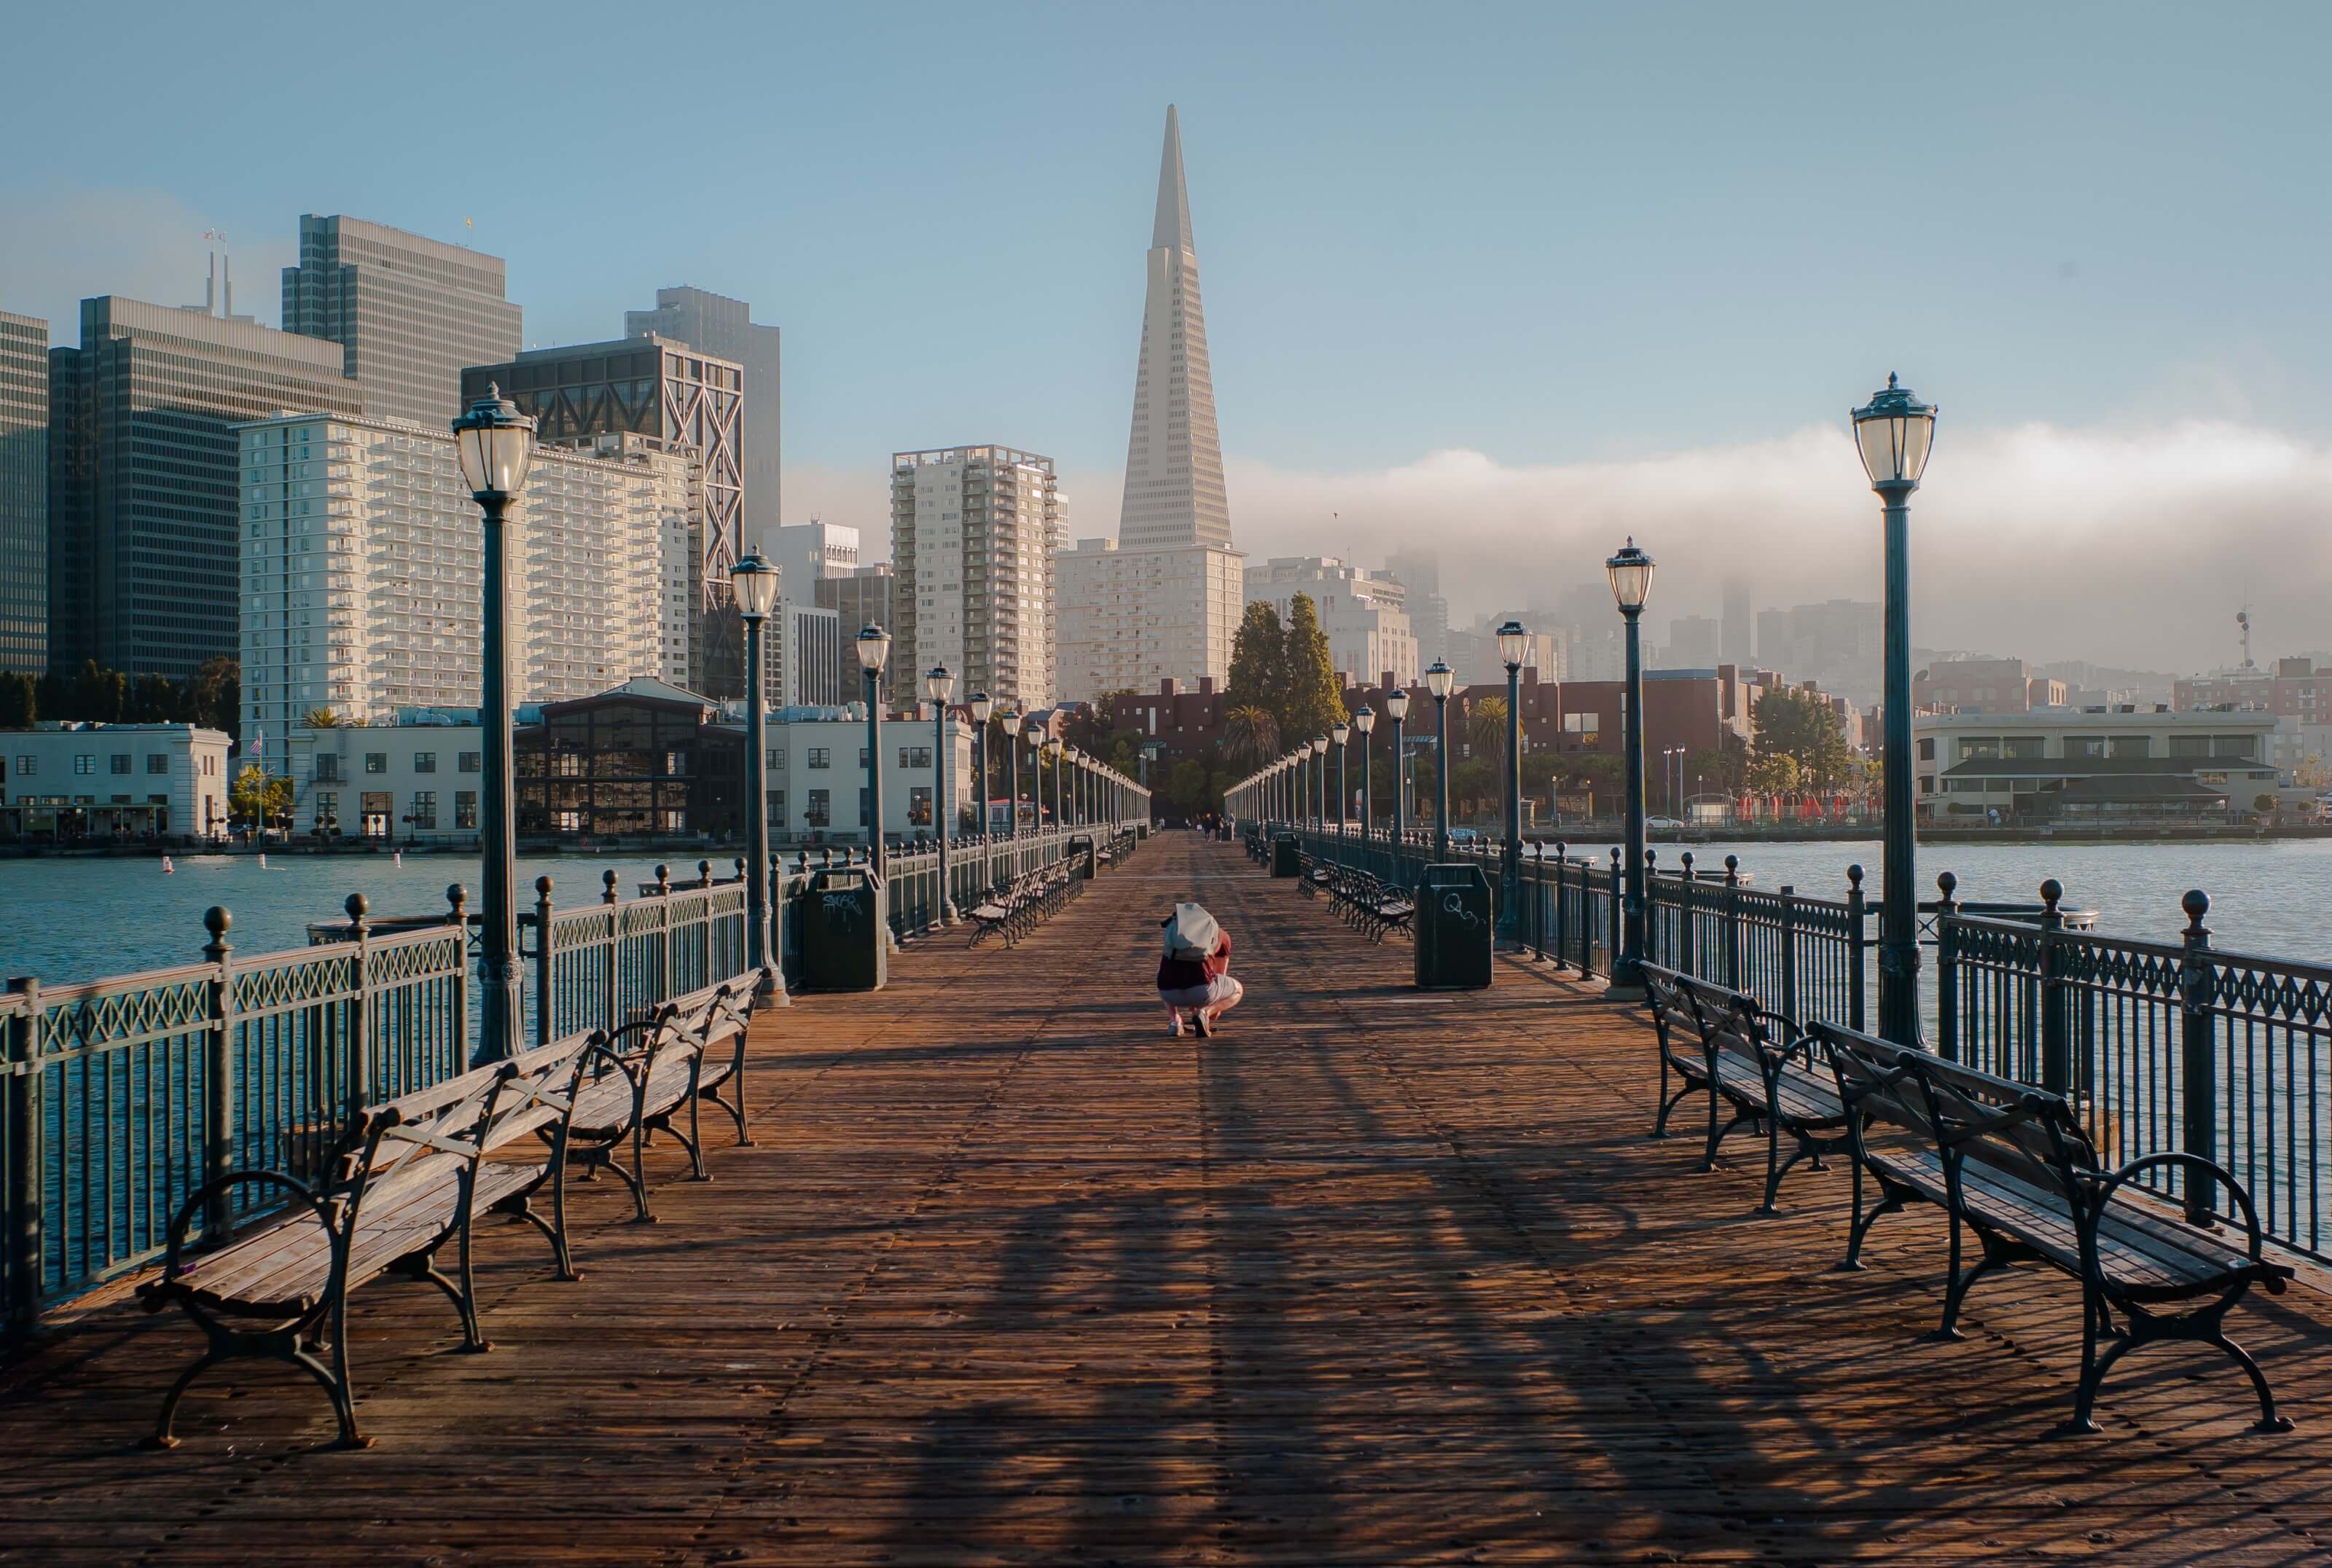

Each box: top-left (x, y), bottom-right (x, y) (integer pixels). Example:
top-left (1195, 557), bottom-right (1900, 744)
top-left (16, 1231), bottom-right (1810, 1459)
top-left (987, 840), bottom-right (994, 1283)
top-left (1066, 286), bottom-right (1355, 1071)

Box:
top-left (1815, 1019), bottom-right (2296, 1433)
top-left (133, 1034), bottom-right (606, 1450)
top-left (563, 981), bottom-right (755, 1223)
top-left (1639, 964), bottom-right (1848, 1214)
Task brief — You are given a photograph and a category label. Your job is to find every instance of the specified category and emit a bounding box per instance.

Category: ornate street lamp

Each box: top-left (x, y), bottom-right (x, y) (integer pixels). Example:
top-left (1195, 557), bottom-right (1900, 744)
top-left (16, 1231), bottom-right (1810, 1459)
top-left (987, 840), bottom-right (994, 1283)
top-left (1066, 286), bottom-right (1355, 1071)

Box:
top-left (1424, 661), bottom-right (1455, 863)
top-left (968, 691), bottom-right (993, 844)
top-left (729, 547), bottom-right (780, 995)
top-left (1853, 372), bottom-right (1939, 1046)
top-left (1311, 734), bottom-right (1329, 829)
top-left (1330, 718), bottom-right (1351, 836)
top-left (1353, 705), bottom-right (1376, 848)
top-left (923, 663), bottom-right (956, 924)
top-left (1000, 707), bottom-right (1023, 840)
top-left (855, 625), bottom-right (891, 879)
top-left (452, 384), bottom-right (536, 1061)
top-left (1044, 735), bottom-right (1063, 832)
top-left (1385, 684), bottom-right (1410, 857)
top-left (1606, 541), bottom-right (1655, 997)
top-left (1496, 621), bottom-right (1529, 941)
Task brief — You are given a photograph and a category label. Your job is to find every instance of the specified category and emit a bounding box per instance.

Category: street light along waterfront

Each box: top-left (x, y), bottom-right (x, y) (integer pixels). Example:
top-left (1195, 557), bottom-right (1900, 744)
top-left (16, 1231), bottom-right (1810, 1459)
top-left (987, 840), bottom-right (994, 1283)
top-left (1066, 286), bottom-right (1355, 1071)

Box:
top-left (1354, 704), bottom-right (1375, 844)
top-left (856, 625), bottom-right (892, 882)
top-left (1605, 541), bottom-right (1654, 999)
top-left (1001, 706), bottom-right (1022, 838)
top-left (730, 546), bottom-right (780, 994)
top-left (923, 663), bottom-right (956, 924)
top-left (969, 691), bottom-right (993, 840)
top-left (1425, 661), bottom-right (1455, 864)
top-left (1385, 685), bottom-right (1409, 849)
top-left (1496, 621), bottom-right (1528, 943)
top-left (450, 384), bottom-right (537, 1062)
top-left (1854, 371), bottom-right (1939, 1047)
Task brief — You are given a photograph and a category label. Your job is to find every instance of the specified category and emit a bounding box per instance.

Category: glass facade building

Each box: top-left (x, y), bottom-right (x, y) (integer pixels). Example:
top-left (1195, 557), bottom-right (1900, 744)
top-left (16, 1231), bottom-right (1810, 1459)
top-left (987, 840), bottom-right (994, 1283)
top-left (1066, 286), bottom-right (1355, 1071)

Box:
top-left (47, 297), bottom-right (362, 681)
top-left (283, 215), bottom-right (523, 428)
top-left (0, 311), bottom-right (47, 675)
top-left (624, 286), bottom-right (779, 536)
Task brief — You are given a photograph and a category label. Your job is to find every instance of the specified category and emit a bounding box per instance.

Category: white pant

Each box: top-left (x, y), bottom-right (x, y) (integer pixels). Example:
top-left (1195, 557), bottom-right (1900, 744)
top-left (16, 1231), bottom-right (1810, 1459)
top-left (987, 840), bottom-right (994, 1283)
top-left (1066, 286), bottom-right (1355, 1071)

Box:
top-left (1159, 975), bottom-right (1243, 1018)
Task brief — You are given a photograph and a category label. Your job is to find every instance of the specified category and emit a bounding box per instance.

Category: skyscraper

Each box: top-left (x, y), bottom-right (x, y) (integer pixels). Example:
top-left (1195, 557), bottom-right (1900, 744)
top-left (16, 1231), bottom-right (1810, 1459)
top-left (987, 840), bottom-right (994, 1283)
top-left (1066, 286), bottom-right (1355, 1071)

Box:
top-left (283, 215), bottom-right (522, 426)
top-left (463, 337), bottom-right (745, 695)
top-left (48, 297), bottom-right (363, 680)
top-left (891, 445), bottom-right (1060, 712)
top-left (0, 311), bottom-right (46, 675)
top-left (1056, 107), bottom-right (1245, 702)
top-left (625, 287), bottom-right (780, 534)
top-left (1385, 548), bottom-right (1449, 669)
top-left (1721, 580), bottom-right (1753, 666)
top-left (1119, 106), bottom-right (1231, 552)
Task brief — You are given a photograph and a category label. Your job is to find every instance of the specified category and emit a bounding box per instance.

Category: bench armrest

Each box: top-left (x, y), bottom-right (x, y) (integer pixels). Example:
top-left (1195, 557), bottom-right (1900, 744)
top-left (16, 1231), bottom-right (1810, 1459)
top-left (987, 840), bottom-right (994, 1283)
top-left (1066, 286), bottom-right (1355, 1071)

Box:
top-left (2089, 1151), bottom-right (2286, 1287)
top-left (141, 1167), bottom-right (337, 1300)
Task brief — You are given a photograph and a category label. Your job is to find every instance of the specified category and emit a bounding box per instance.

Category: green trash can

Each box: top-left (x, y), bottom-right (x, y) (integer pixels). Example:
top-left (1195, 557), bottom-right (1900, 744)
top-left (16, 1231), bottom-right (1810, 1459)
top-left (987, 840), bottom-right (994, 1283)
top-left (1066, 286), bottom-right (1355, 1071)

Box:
top-left (799, 865), bottom-right (886, 992)
top-left (1270, 834), bottom-right (1301, 878)
top-left (1067, 834), bottom-right (1096, 879)
top-left (1414, 862), bottom-right (1493, 990)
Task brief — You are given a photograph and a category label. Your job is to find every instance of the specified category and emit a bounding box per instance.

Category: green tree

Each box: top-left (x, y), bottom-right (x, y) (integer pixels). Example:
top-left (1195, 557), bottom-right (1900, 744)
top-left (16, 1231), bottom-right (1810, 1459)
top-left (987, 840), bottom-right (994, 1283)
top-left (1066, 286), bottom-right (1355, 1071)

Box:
top-left (304, 706), bottom-right (344, 728)
top-left (1219, 705), bottom-right (1280, 772)
top-left (0, 670), bottom-right (34, 728)
top-left (1279, 592), bottom-right (1346, 743)
top-left (1225, 600), bottom-right (1289, 730)
top-left (230, 764), bottom-right (294, 830)
top-left (128, 673), bottom-right (181, 723)
top-left (1752, 688), bottom-right (1852, 791)
top-left (69, 659), bottom-right (129, 723)
top-left (1746, 750), bottom-right (1801, 798)
top-left (1466, 695), bottom-right (1510, 775)
top-left (189, 656), bottom-right (240, 742)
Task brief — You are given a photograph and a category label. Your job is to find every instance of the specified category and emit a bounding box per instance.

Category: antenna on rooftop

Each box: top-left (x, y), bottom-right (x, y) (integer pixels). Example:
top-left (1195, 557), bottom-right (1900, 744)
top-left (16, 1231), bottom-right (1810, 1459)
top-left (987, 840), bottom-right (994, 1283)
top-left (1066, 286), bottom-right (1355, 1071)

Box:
top-left (2238, 605), bottom-right (2254, 670)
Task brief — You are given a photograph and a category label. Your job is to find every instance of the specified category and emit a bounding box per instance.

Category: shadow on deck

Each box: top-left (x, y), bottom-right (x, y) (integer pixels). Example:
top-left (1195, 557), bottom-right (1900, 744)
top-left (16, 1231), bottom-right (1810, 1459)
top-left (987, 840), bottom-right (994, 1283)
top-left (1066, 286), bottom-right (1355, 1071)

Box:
top-left (3, 834), bottom-right (2330, 1565)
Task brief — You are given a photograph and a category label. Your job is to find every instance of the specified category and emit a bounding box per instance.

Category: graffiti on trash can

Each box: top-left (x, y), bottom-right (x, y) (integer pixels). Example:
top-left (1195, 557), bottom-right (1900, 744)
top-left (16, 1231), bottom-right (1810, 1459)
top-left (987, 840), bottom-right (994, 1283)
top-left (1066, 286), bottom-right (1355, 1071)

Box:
top-left (821, 893), bottom-right (861, 928)
top-left (1441, 891), bottom-right (1483, 928)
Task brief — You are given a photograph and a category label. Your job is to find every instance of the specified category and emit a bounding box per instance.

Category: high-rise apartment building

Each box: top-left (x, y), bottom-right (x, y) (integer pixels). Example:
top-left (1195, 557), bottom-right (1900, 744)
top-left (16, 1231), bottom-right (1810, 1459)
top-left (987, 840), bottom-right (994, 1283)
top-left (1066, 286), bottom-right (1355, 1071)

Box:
top-left (49, 296), bottom-right (364, 680)
top-left (1057, 106), bottom-right (1245, 700)
top-left (283, 215), bottom-right (523, 427)
top-left (236, 413), bottom-right (690, 747)
top-left (0, 311), bottom-right (47, 675)
top-left (625, 287), bottom-right (780, 534)
top-left (816, 564), bottom-right (895, 652)
top-left (463, 337), bottom-right (745, 696)
top-left (1243, 557), bottom-right (1419, 688)
top-left (1055, 538), bottom-right (1244, 702)
top-left (751, 521), bottom-right (858, 707)
top-left (891, 446), bottom-right (1060, 711)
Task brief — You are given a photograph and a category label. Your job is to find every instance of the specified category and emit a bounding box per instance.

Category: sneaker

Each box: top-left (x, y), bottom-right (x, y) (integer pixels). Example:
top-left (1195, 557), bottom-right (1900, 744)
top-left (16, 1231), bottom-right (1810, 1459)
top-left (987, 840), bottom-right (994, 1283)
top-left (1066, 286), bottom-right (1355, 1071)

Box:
top-left (1167, 1012), bottom-right (1183, 1037)
top-left (1194, 1010), bottom-right (1214, 1038)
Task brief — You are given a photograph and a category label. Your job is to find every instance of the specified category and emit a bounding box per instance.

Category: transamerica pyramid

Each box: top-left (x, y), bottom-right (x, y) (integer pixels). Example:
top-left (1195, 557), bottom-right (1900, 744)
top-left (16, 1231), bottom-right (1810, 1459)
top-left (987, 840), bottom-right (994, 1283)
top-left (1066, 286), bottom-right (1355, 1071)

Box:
top-left (1118, 106), bottom-right (1234, 551)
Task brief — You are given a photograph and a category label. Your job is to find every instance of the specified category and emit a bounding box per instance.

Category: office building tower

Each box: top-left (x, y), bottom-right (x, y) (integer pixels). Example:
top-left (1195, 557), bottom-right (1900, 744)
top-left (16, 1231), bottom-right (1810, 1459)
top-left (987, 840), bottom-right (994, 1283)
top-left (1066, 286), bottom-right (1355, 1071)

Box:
top-left (816, 564), bottom-right (895, 649)
top-left (759, 520), bottom-right (857, 595)
top-left (1055, 537), bottom-right (1244, 703)
top-left (463, 336), bottom-right (745, 695)
top-left (1243, 557), bottom-right (1419, 688)
top-left (1385, 548), bottom-right (1449, 669)
top-left (236, 412), bottom-right (689, 747)
top-left (284, 215), bottom-right (523, 426)
top-left (778, 603), bottom-right (844, 707)
top-left (891, 445), bottom-right (1060, 711)
top-left (1666, 614), bottom-right (1721, 669)
top-left (625, 286), bottom-right (780, 533)
top-left (1121, 107), bottom-right (1231, 552)
top-left (48, 296), bottom-right (363, 681)
top-left (1721, 581), bottom-right (1753, 666)
top-left (0, 311), bottom-right (46, 675)
top-left (748, 522), bottom-right (856, 709)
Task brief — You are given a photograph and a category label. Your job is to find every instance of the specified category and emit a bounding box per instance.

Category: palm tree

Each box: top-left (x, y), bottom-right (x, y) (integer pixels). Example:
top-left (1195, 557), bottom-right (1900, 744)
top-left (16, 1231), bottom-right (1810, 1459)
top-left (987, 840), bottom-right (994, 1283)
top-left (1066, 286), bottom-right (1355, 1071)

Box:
top-left (1466, 696), bottom-right (1509, 774)
top-left (1220, 705), bottom-right (1280, 772)
top-left (305, 707), bottom-right (341, 728)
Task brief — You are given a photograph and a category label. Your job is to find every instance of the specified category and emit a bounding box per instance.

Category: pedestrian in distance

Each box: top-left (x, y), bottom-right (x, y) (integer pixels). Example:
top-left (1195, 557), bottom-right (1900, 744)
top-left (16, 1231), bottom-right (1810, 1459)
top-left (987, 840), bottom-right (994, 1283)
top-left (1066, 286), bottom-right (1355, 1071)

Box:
top-left (1157, 901), bottom-right (1242, 1038)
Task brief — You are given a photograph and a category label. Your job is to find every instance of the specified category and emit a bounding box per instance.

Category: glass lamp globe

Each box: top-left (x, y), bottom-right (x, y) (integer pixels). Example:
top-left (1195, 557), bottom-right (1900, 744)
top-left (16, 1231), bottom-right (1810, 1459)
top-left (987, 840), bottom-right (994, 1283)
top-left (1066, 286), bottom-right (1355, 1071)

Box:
top-left (729, 549), bottom-right (780, 619)
top-left (1424, 661), bottom-right (1455, 700)
top-left (1385, 686), bottom-right (1410, 721)
top-left (923, 663), bottom-right (955, 705)
top-left (1496, 621), bottom-right (1530, 670)
top-left (451, 384), bottom-right (537, 498)
top-left (969, 691), bottom-right (993, 724)
top-left (855, 624), bottom-right (892, 673)
top-left (1353, 705), bottom-right (1375, 735)
top-left (1851, 372), bottom-right (1938, 489)
top-left (1606, 538), bottom-right (1655, 612)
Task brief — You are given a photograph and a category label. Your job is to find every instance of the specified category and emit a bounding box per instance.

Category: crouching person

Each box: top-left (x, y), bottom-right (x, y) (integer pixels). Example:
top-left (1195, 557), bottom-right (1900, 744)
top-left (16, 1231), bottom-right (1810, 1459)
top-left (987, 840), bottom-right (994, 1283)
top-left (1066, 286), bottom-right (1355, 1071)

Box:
top-left (1158, 901), bottom-right (1243, 1038)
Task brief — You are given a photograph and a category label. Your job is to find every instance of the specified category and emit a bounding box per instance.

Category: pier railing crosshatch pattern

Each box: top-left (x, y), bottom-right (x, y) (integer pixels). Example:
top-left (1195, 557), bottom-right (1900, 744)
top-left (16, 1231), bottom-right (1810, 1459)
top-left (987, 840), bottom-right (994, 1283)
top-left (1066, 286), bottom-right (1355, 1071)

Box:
top-left (1283, 821), bottom-right (2332, 1264)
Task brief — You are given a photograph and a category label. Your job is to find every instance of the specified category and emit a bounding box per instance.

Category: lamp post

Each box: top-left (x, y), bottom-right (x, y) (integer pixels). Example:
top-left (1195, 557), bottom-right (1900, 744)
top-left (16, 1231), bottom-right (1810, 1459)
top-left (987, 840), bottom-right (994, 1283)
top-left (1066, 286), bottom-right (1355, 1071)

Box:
top-left (1606, 541), bottom-right (1655, 997)
top-left (1000, 707), bottom-right (1022, 841)
top-left (1312, 735), bottom-right (1328, 828)
top-left (969, 691), bottom-right (993, 844)
top-left (1425, 661), bottom-right (1454, 863)
top-left (452, 384), bottom-right (536, 1061)
top-left (1496, 620), bottom-right (1529, 942)
top-left (1044, 737), bottom-right (1062, 834)
top-left (1385, 686), bottom-right (1409, 856)
top-left (1353, 705), bottom-right (1376, 848)
top-left (1030, 728), bottom-right (1047, 832)
top-left (1853, 372), bottom-right (1939, 1046)
top-left (855, 626), bottom-right (891, 882)
top-left (923, 664), bottom-right (956, 924)
top-left (1331, 720), bottom-right (1350, 836)
top-left (730, 547), bottom-right (780, 995)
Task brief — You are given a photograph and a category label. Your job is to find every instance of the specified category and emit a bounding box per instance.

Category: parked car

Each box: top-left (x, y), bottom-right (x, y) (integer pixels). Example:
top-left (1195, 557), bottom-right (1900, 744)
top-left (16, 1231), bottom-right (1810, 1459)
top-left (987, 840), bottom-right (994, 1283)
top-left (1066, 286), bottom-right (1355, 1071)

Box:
top-left (1447, 826), bottom-right (1481, 844)
top-left (1646, 815), bottom-right (1684, 830)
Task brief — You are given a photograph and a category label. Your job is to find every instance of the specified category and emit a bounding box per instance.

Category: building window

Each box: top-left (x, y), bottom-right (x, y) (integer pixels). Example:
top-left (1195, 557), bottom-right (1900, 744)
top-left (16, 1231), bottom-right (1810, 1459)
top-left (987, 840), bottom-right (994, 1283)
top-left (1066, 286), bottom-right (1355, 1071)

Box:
top-left (314, 753), bottom-right (341, 782)
top-left (458, 751), bottom-right (481, 772)
top-left (2110, 735), bottom-right (2151, 758)
top-left (455, 791), bottom-right (477, 829)
top-left (109, 754), bottom-right (131, 775)
top-left (805, 788), bottom-right (831, 826)
top-left (314, 791), bottom-right (339, 828)
top-left (12, 756), bottom-right (30, 776)
top-left (1916, 738), bottom-right (1935, 761)
top-left (2003, 737), bottom-right (2046, 759)
top-left (908, 785), bottom-right (932, 826)
top-left (767, 789), bottom-right (785, 826)
top-left (2068, 737), bottom-right (2106, 760)
top-left (410, 791), bottom-right (437, 830)
top-left (1562, 713), bottom-right (1599, 736)
top-left (146, 753), bottom-right (170, 775)
top-left (1959, 738), bottom-right (2001, 760)
top-left (74, 754), bottom-right (94, 775)
top-left (899, 745), bottom-right (932, 769)
top-left (364, 752), bottom-right (388, 774)
top-left (413, 752), bottom-right (437, 773)
top-left (807, 747), bottom-right (831, 769)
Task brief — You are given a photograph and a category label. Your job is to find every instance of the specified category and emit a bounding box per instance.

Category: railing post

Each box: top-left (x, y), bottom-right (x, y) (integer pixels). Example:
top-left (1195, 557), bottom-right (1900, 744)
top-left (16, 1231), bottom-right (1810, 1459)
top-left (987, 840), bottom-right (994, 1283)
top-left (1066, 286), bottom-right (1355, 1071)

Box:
top-left (1932, 871), bottom-right (1957, 1061)
top-left (1723, 855), bottom-right (1741, 992)
top-left (201, 906), bottom-right (235, 1240)
top-left (2180, 889), bottom-right (2219, 1225)
top-left (601, 869), bottom-right (621, 1037)
top-left (6, 976), bottom-right (42, 1335)
top-left (654, 864), bottom-right (673, 1003)
top-left (1552, 843), bottom-right (1568, 972)
top-left (2039, 879), bottom-right (2069, 1095)
top-left (446, 884), bottom-right (471, 1068)
top-left (1677, 850), bottom-right (1696, 977)
top-left (1778, 885), bottom-right (1799, 1027)
top-left (533, 876), bottom-right (556, 1048)
top-left (1606, 846), bottom-right (1621, 980)
top-left (1845, 864), bottom-right (1866, 1035)
top-left (1643, 850), bottom-right (1659, 968)
top-left (343, 894), bottom-right (372, 1123)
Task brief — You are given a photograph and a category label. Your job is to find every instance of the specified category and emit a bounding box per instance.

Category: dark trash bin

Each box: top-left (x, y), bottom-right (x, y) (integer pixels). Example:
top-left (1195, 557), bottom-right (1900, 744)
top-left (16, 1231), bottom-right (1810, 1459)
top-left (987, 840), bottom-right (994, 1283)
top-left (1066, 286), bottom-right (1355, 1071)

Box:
top-left (1066, 834), bottom-right (1096, 879)
top-left (1414, 862), bottom-right (1493, 990)
top-left (1270, 834), bottom-right (1301, 878)
top-left (799, 865), bottom-right (885, 992)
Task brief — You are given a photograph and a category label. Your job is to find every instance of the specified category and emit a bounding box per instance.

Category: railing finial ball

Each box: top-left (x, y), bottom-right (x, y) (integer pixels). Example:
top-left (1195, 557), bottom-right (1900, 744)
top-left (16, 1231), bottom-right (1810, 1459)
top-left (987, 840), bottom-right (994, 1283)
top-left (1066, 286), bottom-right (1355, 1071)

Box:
top-left (535, 874), bottom-right (554, 897)
top-left (1936, 870), bottom-right (1957, 897)
top-left (1846, 863), bottom-right (1863, 889)
top-left (345, 893), bottom-right (368, 921)
top-left (446, 882), bottom-right (467, 909)
top-left (2183, 887), bottom-right (2211, 927)
top-left (2039, 877), bottom-right (2063, 909)
top-left (603, 869), bottom-right (619, 890)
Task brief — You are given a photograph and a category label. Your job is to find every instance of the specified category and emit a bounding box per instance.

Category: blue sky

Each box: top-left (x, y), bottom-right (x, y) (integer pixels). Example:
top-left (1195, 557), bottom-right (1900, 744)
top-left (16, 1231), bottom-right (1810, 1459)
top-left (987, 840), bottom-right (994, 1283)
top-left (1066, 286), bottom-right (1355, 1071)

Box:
top-left (4, 1), bottom-right (2328, 668)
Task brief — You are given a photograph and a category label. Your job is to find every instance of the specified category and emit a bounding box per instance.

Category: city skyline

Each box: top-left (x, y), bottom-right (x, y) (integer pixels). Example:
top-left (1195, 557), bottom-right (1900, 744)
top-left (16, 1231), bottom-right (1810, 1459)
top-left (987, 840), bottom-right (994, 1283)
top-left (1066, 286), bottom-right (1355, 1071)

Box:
top-left (1, 4), bottom-right (2328, 673)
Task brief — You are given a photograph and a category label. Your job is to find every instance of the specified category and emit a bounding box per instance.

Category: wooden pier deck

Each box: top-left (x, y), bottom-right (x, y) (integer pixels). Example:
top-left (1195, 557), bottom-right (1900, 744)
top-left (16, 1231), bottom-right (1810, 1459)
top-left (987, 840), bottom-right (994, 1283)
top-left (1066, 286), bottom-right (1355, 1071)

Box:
top-left (5, 835), bottom-right (2332, 1564)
